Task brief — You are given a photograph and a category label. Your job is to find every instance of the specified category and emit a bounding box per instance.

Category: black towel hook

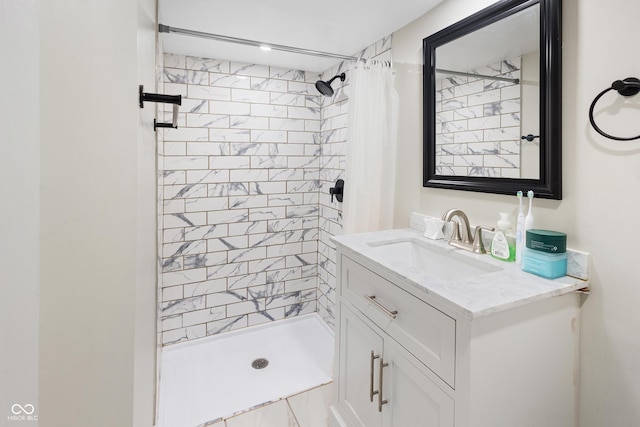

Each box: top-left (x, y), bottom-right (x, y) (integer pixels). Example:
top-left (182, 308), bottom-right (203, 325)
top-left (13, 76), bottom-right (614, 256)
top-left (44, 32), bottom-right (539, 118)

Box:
top-left (588, 77), bottom-right (640, 141)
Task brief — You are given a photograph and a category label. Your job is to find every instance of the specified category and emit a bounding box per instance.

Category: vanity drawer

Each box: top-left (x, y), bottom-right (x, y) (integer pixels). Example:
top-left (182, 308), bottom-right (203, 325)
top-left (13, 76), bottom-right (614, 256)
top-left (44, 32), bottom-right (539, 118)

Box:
top-left (341, 255), bottom-right (456, 387)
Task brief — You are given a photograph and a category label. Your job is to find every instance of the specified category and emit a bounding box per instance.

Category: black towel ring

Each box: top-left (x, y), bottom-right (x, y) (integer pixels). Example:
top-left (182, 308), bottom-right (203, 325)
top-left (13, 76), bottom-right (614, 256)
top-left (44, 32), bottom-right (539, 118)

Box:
top-left (588, 77), bottom-right (640, 141)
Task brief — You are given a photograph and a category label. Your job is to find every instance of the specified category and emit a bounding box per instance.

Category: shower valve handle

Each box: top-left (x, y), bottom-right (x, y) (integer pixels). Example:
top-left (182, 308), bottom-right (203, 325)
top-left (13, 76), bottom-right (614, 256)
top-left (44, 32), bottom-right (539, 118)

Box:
top-left (329, 179), bottom-right (344, 203)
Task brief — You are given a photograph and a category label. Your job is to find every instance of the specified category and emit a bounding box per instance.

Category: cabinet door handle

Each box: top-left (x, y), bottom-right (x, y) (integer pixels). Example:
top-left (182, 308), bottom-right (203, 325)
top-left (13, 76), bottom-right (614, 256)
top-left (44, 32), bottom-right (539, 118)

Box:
top-left (370, 351), bottom-right (380, 402)
top-left (378, 357), bottom-right (389, 412)
top-left (365, 295), bottom-right (398, 319)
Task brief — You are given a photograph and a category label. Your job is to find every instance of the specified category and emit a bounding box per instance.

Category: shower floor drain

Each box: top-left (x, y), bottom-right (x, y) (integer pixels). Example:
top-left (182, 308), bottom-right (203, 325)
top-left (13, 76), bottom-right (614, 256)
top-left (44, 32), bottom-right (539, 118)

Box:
top-left (251, 358), bottom-right (269, 369)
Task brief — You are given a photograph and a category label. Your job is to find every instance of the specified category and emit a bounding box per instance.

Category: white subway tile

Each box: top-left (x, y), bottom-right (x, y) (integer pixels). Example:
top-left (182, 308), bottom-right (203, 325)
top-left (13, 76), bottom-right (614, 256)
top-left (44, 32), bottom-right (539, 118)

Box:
top-left (184, 278), bottom-right (227, 297)
top-left (267, 242), bottom-right (303, 258)
top-left (207, 209), bottom-right (249, 225)
top-left (232, 88), bottom-right (270, 104)
top-left (248, 232), bottom-right (287, 248)
top-left (206, 316), bottom-right (247, 335)
top-left (163, 199), bottom-right (185, 215)
top-left (163, 127), bottom-right (209, 142)
top-left (209, 129), bottom-right (251, 142)
top-left (229, 195), bottom-right (269, 210)
top-left (230, 63), bottom-right (269, 77)
top-left (209, 73), bottom-right (251, 88)
top-left (186, 169), bottom-right (230, 184)
top-left (206, 290), bottom-right (247, 308)
top-left (265, 292), bottom-right (299, 310)
top-left (269, 168), bottom-right (304, 181)
top-left (250, 155), bottom-right (288, 169)
top-left (270, 93), bottom-right (305, 107)
top-left (288, 81), bottom-right (313, 94)
top-left (186, 113), bottom-right (229, 129)
top-left (268, 194), bottom-right (304, 207)
top-left (163, 240), bottom-right (207, 258)
top-left (229, 169), bottom-right (269, 182)
top-left (163, 212), bottom-right (208, 228)
top-left (182, 306), bottom-right (226, 327)
top-left (210, 101), bottom-right (251, 116)
top-left (185, 197), bottom-right (229, 213)
top-left (228, 273), bottom-right (267, 290)
top-left (228, 221), bottom-right (268, 236)
top-left (163, 184), bottom-right (208, 200)
top-left (287, 131), bottom-right (318, 144)
top-left (251, 104), bottom-right (287, 118)
top-left (288, 106), bottom-right (320, 120)
top-left (228, 248), bottom-right (267, 263)
top-left (249, 181), bottom-right (287, 194)
top-left (184, 224), bottom-right (227, 241)
top-left (163, 156), bottom-right (209, 170)
top-left (269, 68), bottom-right (304, 81)
top-left (187, 142), bottom-right (229, 156)
top-left (248, 309), bottom-right (285, 326)
top-left (162, 269), bottom-right (208, 287)
top-left (188, 85), bottom-right (231, 101)
top-left (230, 115), bottom-right (269, 129)
top-left (164, 53), bottom-right (185, 69)
top-left (186, 57), bottom-right (229, 73)
top-left (161, 314), bottom-right (182, 331)
top-left (209, 156), bottom-right (251, 170)
top-left (248, 257), bottom-right (286, 274)
top-left (269, 118), bottom-right (306, 131)
top-left (162, 286), bottom-right (184, 302)
top-left (251, 77), bottom-right (287, 92)
top-left (200, 251), bottom-right (229, 267)
top-left (207, 262), bottom-right (248, 281)
top-left (161, 170), bottom-right (186, 186)
top-left (227, 300), bottom-right (265, 317)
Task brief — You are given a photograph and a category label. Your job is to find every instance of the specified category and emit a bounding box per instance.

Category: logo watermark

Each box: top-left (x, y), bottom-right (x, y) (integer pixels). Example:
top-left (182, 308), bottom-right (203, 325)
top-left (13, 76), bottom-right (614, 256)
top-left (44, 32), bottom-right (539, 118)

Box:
top-left (7, 404), bottom-right (37, 422)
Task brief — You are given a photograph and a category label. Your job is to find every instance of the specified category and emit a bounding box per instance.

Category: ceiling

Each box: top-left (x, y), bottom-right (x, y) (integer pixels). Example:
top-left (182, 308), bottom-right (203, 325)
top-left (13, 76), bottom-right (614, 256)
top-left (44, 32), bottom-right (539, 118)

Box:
top-left (158, 0), bottom-right (445, 72)
top-left (437, 3), bottom-right (539, 73)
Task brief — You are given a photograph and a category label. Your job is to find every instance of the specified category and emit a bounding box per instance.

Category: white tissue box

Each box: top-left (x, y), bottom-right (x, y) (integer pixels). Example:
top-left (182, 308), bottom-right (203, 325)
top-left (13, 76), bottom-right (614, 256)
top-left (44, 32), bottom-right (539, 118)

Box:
top-left (423, 217), bottom-right (445, 240)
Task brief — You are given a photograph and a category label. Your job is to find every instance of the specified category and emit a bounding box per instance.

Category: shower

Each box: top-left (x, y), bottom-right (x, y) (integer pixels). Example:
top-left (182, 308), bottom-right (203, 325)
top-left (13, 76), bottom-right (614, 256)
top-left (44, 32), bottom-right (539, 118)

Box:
top-left (315, 72), bottom-right (346, 96)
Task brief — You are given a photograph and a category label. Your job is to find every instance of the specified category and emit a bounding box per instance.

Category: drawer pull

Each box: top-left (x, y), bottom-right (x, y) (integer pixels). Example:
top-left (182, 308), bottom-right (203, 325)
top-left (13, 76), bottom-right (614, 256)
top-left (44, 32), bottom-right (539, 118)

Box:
top-left (369, 351), bottom-right (380, 402)
top-left (378, 357), bottom-right (389, 412)
top-left (365, 295), bottom-right (398, 319)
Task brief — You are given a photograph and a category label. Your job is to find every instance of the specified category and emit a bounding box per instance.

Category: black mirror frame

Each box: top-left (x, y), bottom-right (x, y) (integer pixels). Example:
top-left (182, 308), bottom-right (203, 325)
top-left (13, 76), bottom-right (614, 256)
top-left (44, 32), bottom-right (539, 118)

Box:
top-left (422, 0), bottom-right (562, 200)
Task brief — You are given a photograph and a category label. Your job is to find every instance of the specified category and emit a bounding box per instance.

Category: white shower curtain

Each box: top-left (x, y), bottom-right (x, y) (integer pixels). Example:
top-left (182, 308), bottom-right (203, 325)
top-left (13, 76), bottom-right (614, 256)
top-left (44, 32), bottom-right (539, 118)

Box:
top-left (342, 61), bottom-right (399, 234)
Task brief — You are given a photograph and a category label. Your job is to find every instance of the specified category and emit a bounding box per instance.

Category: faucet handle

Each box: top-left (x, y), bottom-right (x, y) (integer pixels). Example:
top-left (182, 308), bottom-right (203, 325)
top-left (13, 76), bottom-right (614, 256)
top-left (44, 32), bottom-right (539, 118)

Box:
top-left (472, 225), bottom-right (495, 254)
top-left (449, 219), bottom-right (461, 242)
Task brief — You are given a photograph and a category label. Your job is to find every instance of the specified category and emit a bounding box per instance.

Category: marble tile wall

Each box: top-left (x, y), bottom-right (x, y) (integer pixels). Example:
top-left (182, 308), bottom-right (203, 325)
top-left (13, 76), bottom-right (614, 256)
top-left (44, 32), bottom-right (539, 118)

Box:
top-left (157, 36), bottom-right (392, 346)
top-left (435, 57), bottom-right (522, 178)
top-left (157, 54), bottom-right (322, 345)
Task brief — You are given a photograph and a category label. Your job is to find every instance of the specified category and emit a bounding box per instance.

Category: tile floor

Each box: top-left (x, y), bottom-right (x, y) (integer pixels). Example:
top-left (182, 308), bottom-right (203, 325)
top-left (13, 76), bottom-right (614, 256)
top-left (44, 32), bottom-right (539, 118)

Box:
top-left (207, 383), bottom-right (333, 427)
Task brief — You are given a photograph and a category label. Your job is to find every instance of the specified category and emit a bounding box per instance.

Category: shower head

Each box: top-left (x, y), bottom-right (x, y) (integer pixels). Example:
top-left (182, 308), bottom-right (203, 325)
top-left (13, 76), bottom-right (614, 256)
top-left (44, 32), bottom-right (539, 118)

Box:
top-left (315, 73), bottom-right (346, 97)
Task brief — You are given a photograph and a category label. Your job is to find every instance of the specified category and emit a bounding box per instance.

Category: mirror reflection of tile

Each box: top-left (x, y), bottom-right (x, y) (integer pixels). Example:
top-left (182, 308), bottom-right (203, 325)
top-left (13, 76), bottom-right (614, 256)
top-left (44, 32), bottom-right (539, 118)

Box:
top-left (435, 56), bottom-right (523, 178)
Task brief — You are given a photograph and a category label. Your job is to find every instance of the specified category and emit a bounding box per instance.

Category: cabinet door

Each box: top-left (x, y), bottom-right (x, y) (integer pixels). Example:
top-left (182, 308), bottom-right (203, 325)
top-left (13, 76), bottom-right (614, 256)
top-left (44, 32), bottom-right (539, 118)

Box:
top-left (381, 339), bottom-right (455, 427)
top-left (337, 304), bottom-right (384, 427)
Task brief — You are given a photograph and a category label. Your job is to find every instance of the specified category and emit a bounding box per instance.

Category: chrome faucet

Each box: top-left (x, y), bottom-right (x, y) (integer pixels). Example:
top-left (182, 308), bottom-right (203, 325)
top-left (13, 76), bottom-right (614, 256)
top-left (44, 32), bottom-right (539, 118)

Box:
top-left (441, 209), bottom-right (494, 254)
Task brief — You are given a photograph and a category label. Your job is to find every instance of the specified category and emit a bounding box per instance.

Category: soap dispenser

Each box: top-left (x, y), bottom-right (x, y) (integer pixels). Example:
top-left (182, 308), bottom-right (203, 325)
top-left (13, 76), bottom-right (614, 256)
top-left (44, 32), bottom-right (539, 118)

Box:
top-left (490, 213), bottom-right (516, 262)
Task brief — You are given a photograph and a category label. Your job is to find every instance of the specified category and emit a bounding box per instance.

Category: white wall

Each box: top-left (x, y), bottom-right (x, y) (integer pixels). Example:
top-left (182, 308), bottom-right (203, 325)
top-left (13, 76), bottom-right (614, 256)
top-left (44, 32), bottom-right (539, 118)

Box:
top-left (393, 0), bottom-right (640, 424)
top-left (0, 0), bottom-right (160, 426)
top-left (1, 0), bottom-right (40, 423)
top-left (136, 0), bottom-right (160, 425)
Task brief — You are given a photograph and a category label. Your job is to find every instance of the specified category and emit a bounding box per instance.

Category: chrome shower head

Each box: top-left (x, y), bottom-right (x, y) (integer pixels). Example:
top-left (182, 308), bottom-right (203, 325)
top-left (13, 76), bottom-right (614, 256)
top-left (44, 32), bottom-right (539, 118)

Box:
top-left (315, 73), bottom-right (346, 97)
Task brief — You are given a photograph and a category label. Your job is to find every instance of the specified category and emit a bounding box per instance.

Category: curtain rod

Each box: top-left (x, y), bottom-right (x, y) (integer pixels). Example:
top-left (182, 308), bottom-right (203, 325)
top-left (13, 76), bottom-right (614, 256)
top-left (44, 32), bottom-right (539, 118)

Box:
top-left (436, 68), bottom-right (520, 84)
top-left (159, 24), bottom-right (359, 62)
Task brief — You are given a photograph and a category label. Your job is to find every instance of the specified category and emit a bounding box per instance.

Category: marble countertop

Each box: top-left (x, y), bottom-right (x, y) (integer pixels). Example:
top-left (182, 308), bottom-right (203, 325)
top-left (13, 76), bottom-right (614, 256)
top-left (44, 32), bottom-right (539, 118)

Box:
top-left (331, 228), bottom-right (589, 320)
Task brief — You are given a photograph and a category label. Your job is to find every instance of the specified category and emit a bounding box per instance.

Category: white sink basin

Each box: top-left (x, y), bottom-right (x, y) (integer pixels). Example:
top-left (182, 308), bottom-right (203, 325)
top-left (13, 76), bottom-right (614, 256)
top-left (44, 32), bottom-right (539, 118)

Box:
top-left (366, 238), bottom-right (502, 281)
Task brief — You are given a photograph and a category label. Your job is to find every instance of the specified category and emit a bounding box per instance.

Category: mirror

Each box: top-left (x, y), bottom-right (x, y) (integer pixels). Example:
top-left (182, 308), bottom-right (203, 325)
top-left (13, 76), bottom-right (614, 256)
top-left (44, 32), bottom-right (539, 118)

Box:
top-left (423, 0), bottom-right (562, 199)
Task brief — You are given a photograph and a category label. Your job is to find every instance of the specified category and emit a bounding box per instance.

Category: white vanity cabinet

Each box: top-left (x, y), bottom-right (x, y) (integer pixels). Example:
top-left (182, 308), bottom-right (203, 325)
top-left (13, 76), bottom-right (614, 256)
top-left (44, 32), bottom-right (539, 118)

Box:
top-left (329, 248), bottom-right (582, 427)
top-left (337, 303), bottom-right (455, 427)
